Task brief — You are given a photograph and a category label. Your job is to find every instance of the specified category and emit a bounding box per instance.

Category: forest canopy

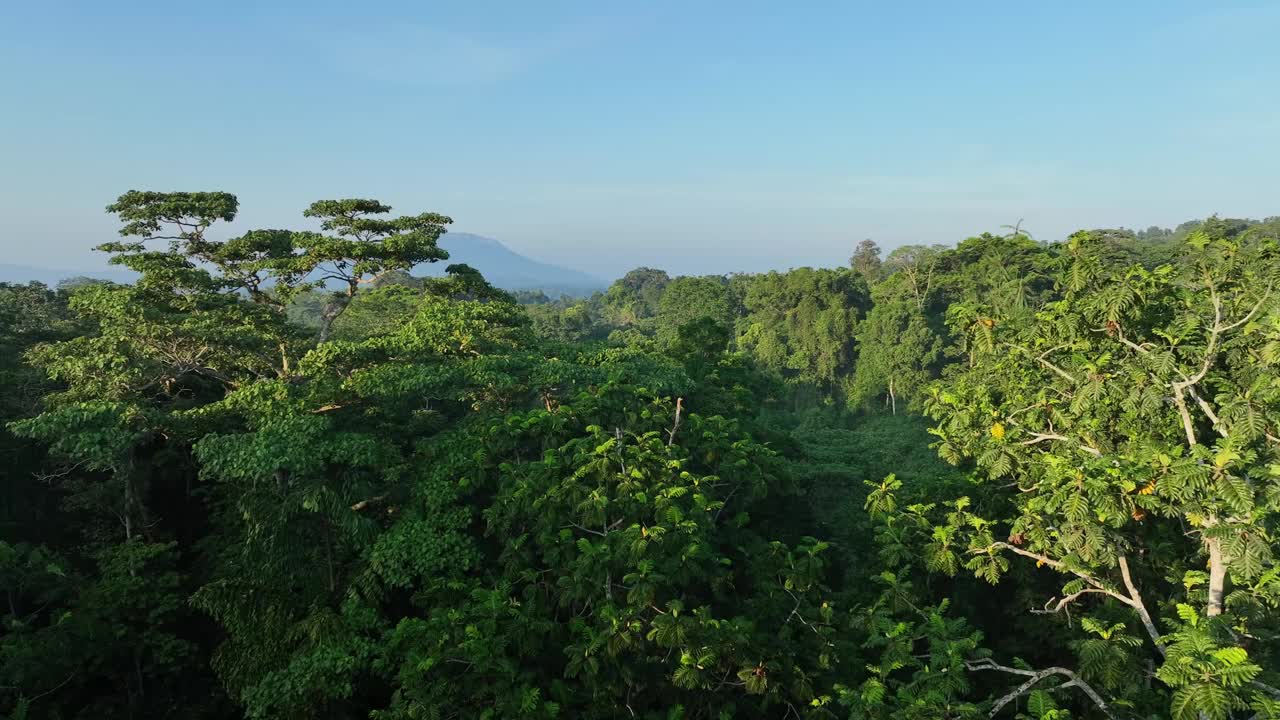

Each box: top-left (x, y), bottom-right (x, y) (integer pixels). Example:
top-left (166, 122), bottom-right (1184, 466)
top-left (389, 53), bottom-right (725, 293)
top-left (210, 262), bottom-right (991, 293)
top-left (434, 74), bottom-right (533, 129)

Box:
top-left (3, 193), bottom-right (1280, 720)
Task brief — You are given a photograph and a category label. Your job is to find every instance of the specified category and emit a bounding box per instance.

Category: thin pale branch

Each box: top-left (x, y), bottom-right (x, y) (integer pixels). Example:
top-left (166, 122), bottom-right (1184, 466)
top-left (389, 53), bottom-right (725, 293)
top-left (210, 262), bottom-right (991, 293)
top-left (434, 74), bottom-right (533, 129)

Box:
top-left (1118, 555), bottom-right (1166, 657)
top-left (1172, 389), bottom-right (1199, 447)
top-left (350, 495), bottom-right (387, 512)
top-left (1220, 282), bottom-right (1273, 332)
top-left (1019, 432), bottom-right (1103, 457)
top-left (782, 587), bottom-right (825, 637)
top-left (1113, 330), bottom-right (1153, 356)
top-left (27, 672), bottom-right (76, 704)
top-left (1006, 343), bottom-right (1079, 384)
top-left (666, 397), bottom-right (684, 447)
top-left (965, 659), bottom-right (1115, 719)
top-left (1175, 281), bottom-right (1224, 391)
top-left (975, 543), bottom-right (1127, 602)
top-left (1186, 386), bottom-right (1228, 439)
top-left (565, 522), bottom-right (608, 538)
top-left (564, 518), bottom-right (625, 538)
top-left (1032, 588), bottom-right (1113, 615)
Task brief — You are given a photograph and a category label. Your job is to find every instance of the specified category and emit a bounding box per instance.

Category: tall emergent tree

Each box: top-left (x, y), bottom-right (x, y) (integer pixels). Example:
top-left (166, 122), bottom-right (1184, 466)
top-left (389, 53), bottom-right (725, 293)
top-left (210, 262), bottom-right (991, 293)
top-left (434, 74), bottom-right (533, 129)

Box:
top-left (4, 191), bottom-right (457, 718)
top-left (848, 273), bottom-right (941, 414)
top-left (734, 268), bottom-right (868, 407)
top-left (851, 239), bottom-right (883, 285)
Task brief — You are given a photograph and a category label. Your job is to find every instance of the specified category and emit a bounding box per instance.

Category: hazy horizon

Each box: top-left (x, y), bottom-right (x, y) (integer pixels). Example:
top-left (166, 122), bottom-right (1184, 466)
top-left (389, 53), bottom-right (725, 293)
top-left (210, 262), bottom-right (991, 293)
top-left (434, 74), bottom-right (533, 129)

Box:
top-left (3, 1), bottom-right (1278, 277)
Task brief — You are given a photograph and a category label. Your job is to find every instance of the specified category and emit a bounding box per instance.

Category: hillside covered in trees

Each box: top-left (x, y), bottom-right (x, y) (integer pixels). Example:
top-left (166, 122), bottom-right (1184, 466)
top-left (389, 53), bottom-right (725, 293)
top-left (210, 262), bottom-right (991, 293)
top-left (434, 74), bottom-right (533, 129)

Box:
top-left (3, 193), bottom-right (1280, 720)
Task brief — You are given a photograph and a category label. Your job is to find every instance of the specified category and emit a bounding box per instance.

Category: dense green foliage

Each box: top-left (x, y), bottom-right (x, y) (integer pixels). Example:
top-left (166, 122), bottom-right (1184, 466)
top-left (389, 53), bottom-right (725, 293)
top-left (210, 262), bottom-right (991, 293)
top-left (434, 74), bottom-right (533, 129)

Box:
top-left (3, 195), bottom-right (1279, 719)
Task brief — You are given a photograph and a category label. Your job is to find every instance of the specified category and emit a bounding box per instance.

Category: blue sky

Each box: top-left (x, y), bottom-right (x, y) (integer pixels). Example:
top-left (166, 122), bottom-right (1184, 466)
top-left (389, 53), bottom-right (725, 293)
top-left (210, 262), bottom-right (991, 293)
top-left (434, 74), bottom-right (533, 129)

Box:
top-left (2, 1), bottom-right (1278, 277)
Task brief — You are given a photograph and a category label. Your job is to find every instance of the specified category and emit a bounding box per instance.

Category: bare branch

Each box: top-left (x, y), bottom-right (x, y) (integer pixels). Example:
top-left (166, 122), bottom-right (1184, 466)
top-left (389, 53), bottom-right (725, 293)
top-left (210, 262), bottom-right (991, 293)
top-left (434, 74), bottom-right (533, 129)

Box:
top-left (1187, 386), bottom-right (1227, 440)
top-left (1207, 536), bottom-right (1226, 617)
top-left (33, 461), bottom-right (88, 484)
top-left (1006, 343), bottom-right (1079, 384)
top-left (1032, 588), bottom-right (1112, 615)
top-left (1220, 282), bottom-right (1273, 332)
top-left (975, 543), bottom-right (1127, 601)
top-left (666, 397), bottom-right (684, 447)
top-left (1118, 555), bottom-right (1166, 657)
top-left (614, 427), bottom-right (627, 476)
top-left (350, 495), bottom-right (387, 512)
top-left (713, 483), bottom-right (742, 523)
top-left (27, 672), bottom-right (76, 704)
top-left (1019, 432), bottom-right (1103, 457)
top-left (565, 521), bottom-right (608, 538)
top-left (1189, 282), bottom-right (1223, 387)
top-left (782, 587), bottom-right (825, 637)
top-left (191, 365), bottom-right (239, 389)
top-left (965, 659), bottom-right (1115, 719)
top-left (1113, 331), bottom-right (1153, 356)
top-left (564, 518), bottom-right (624, 538)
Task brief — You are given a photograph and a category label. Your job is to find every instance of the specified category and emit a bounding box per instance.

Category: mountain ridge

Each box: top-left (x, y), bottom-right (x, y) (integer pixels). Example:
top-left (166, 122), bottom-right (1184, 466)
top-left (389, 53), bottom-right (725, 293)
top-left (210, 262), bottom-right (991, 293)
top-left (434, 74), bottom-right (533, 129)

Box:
top-left (420, 232), bottom-right (604, 296)
top-left (0, 233), bottom-right (605, 297)
top-left (0, 263), bottom-right (136, 287)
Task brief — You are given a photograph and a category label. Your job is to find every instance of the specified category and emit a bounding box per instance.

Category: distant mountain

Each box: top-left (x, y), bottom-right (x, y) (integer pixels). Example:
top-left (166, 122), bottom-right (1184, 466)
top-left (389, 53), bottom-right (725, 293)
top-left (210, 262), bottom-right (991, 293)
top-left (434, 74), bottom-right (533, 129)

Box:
top-left (0, 234), bottom-right (603, 298)
top-left (0, 263), bottom-right (136, 287)
top-left (422, 232), bottom-right (604, 297)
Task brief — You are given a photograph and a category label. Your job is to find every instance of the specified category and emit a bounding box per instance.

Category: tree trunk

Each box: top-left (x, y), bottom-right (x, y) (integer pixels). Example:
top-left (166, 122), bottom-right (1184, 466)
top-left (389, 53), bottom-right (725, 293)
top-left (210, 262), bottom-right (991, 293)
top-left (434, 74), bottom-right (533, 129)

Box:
top-left (123, 472), bottom-right (134, 542)
top-left (325, 532), bottom-right (336, 594)
top-left (317, 301), bottom-right (343, 343)
top-left (1206, 536), bottom-right (1226, 617)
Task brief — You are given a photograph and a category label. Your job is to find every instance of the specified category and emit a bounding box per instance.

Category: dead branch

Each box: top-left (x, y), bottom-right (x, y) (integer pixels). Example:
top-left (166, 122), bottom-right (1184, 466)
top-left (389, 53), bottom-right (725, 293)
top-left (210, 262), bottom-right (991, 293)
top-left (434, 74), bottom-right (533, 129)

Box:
top-left (965, 659), bottom-right (1115, 719)
top-left (350, 495), bottom-right (387, 512)
top-left (666, 397), bottom-right (684, 447)
top-left (1019, 432), bottom-right (1102, 457)
top-left (1032, 588), bottom-right (1112, 615)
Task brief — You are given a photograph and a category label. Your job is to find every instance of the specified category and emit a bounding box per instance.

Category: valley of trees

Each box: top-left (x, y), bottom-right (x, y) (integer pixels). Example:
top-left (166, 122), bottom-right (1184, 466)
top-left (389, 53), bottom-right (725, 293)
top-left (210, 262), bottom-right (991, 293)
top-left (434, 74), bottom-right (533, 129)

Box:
top-left (3, 192), bottom-right (1280, 720)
